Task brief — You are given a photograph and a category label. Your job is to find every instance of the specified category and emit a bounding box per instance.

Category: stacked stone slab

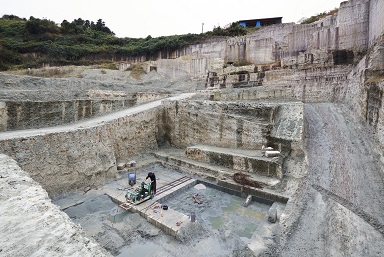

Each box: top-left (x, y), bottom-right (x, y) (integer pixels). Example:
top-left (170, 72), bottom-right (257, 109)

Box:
top-left (185, 145), bottom-right (282, 179)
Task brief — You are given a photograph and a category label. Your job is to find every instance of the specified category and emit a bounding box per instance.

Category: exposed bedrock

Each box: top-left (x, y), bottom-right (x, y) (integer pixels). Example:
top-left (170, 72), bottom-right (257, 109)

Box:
top-left (0, 108), bottom-right (160, 196)
top-left (0, 154), bottom-right (111, 256)
top-left (125, 0), bottom-right (383, 82)
top-left (157, 100), bottom-right (303, 152)
top-left (0, 91), bottom-right (168, 132)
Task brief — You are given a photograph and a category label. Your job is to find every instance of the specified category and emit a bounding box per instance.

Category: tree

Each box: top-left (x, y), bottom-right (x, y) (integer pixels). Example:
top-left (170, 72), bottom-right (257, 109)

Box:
top-left (26, 16), bottom-right (59, 35)
top-left (92, 19), bottom-right (114, 35)
top-left (60, 19), bottom-right (75, 34)
top-left (1, 15), bottom-right (25, 21)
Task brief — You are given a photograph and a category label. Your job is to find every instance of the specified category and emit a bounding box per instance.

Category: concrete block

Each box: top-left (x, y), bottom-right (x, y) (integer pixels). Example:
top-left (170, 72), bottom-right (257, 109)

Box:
top-left (268, 204), bottom-right (278, 223)
top-left (265, 151), bottom-right (280, 157)
top-left (127, 160), bottom-right (136, 167)
top-left (117, 163), bottom-right (126, 170)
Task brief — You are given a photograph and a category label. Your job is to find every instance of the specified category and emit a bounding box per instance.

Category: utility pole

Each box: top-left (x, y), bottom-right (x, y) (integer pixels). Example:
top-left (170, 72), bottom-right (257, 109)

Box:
top-left (202, 23), bottom-right (204, 34)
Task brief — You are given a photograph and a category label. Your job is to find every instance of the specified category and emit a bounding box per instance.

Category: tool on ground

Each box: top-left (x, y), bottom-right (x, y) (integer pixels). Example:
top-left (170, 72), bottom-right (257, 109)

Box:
top-left (189, 212), bottom-right (196, 222)
top-left (128, 172), bottom-right (136, 186)
top-left (193, 194), bottom-right (202, 204)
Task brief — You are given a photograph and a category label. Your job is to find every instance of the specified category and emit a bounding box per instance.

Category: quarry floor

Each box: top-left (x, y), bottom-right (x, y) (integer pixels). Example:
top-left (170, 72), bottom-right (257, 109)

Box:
top-left (54, 164), bottom-right (270, 257)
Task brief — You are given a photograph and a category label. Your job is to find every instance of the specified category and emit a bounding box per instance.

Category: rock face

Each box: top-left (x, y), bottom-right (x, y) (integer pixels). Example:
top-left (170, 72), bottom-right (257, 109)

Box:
top-left (158, 100), bottom-right (276, 149)
top-left (133, 0), bottom-right (383, 81)
top-left (369, 0), bottom-right (384, 45)
top-left (185, 145), bottom-right (283, 178)
top-left (0, 99), bottom-right (135, 132)
top-left (0, 91), bottom-right (169, 132)
top-left (0, 154), bottom-right (111, 257)
top-left (0, 103), bottom-right (161, 196)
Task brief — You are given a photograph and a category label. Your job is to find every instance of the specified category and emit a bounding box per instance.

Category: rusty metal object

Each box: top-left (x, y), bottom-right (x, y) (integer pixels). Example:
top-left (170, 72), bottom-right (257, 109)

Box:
top-left (233, 172), bottom-right (263, 189)
top-left (192, 194), bottom-right (202, 204)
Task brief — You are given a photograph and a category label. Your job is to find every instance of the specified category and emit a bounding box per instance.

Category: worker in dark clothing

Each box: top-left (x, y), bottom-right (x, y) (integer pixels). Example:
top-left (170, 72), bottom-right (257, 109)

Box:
top-left (145, 172), bottom-right (156, 196)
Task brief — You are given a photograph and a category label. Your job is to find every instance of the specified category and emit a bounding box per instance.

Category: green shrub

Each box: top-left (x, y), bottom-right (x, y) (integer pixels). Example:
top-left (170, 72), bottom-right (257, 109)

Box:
top-left (0, 15), bottom-right (254, 70)
top-left (97, 63), bottom-right (118, 70)
top-left (128, 63), bottom-right (146, 79)
top-left (301, 9), bottom-right (339, 24)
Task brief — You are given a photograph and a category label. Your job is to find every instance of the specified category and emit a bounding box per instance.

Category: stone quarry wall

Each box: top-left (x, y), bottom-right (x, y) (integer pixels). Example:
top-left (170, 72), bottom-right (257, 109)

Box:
top-left (156, 39), bottom-right (227, 78)
top-left (157, 99), bottom-right (303, 154)
top-left (309, 23), bottom-right (383, 148)
top-left (157, 58), bottom-right (210, 78)
top-left (0, 107), bottom-right (160, 196)
top-left (157, 100), bottom-right (276, 150)
top-left (337, 0), bottom-right (370, 52)
top-left (199, 65), bottom-right (350, 103)
top-left (343, 39), bottom-right (384, 146)
top-left (0, 92), bottom-right (168, 132)
top-left (0, 154), bottom-right (111, 257)
top-left (263, 66), bottom-right (351, 102)
top-left (134, 92), bottom-right (169, 104)
top-left (339, 56), bottom-right (368, 118)
top-left (369, 0), bottom-right (384, 46)
top-left (148, 0), bottom-right (374, 80)
top-left (0, 99), bottom-right (135, 132)
top-left (370, 80), bottom-right (384, 146)
top-left (101, 0), bottom-right (382, 107)
top-left (0, 0), bottom-right (381, 196)
top-left (270, 103), bottom-right (304, 143)
top-left (185, 146), bottom-right (282, 178)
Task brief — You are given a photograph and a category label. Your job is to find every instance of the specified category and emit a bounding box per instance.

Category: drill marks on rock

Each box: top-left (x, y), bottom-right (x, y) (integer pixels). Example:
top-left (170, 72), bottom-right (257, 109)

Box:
top-left (366, 83), bottom-right (383, 129)
top-left (312, 184), bottom-right (384, 237)
top-left (236, 118), bottom-right (244, 148)
top-left (307, 103), bottom-right (384, 218)
top-left (322, 106), bottom-right (355, 203)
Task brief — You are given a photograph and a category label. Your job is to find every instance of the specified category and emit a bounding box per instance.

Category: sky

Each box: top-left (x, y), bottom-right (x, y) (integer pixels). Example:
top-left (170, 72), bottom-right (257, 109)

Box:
top-left (0, 0), bottom-right (345, 38)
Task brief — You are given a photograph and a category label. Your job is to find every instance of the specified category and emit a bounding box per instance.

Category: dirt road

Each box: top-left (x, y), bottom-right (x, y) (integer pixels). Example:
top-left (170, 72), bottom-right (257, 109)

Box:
top-left (280, 103), bottom-right (384, 257)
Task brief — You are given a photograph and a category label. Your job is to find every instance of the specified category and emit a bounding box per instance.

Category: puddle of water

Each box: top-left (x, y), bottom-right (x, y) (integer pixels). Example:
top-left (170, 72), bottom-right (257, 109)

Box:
top-left (209, 216), bottom-right (224, 230)
top-left (117, 242), bottom-right (162, 257)
top-left (104, 211), bottom-right (129, 223)
top-left (237, 221), bottom-right (258, 239)
top-left (191, 187), bottom-right (270, 241)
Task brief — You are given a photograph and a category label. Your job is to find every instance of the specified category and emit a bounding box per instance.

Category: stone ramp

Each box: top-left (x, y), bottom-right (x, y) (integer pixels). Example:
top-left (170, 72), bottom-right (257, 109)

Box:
top-left (185, 144), bottom-right (282, 178)
top-left (105, 176), bottom-right (197, 240)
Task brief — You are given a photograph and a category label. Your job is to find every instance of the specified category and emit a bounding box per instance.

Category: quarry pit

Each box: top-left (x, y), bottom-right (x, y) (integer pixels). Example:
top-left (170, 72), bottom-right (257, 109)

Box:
top-left (1, 0), bottom-right (384, 256)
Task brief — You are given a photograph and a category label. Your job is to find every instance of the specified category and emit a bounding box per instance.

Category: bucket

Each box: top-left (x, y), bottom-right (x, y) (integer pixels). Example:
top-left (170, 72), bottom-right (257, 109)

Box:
top-left (128, 173), bottom-right (136, 186)
top-left (190, 212), bottom-right (196, 222)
